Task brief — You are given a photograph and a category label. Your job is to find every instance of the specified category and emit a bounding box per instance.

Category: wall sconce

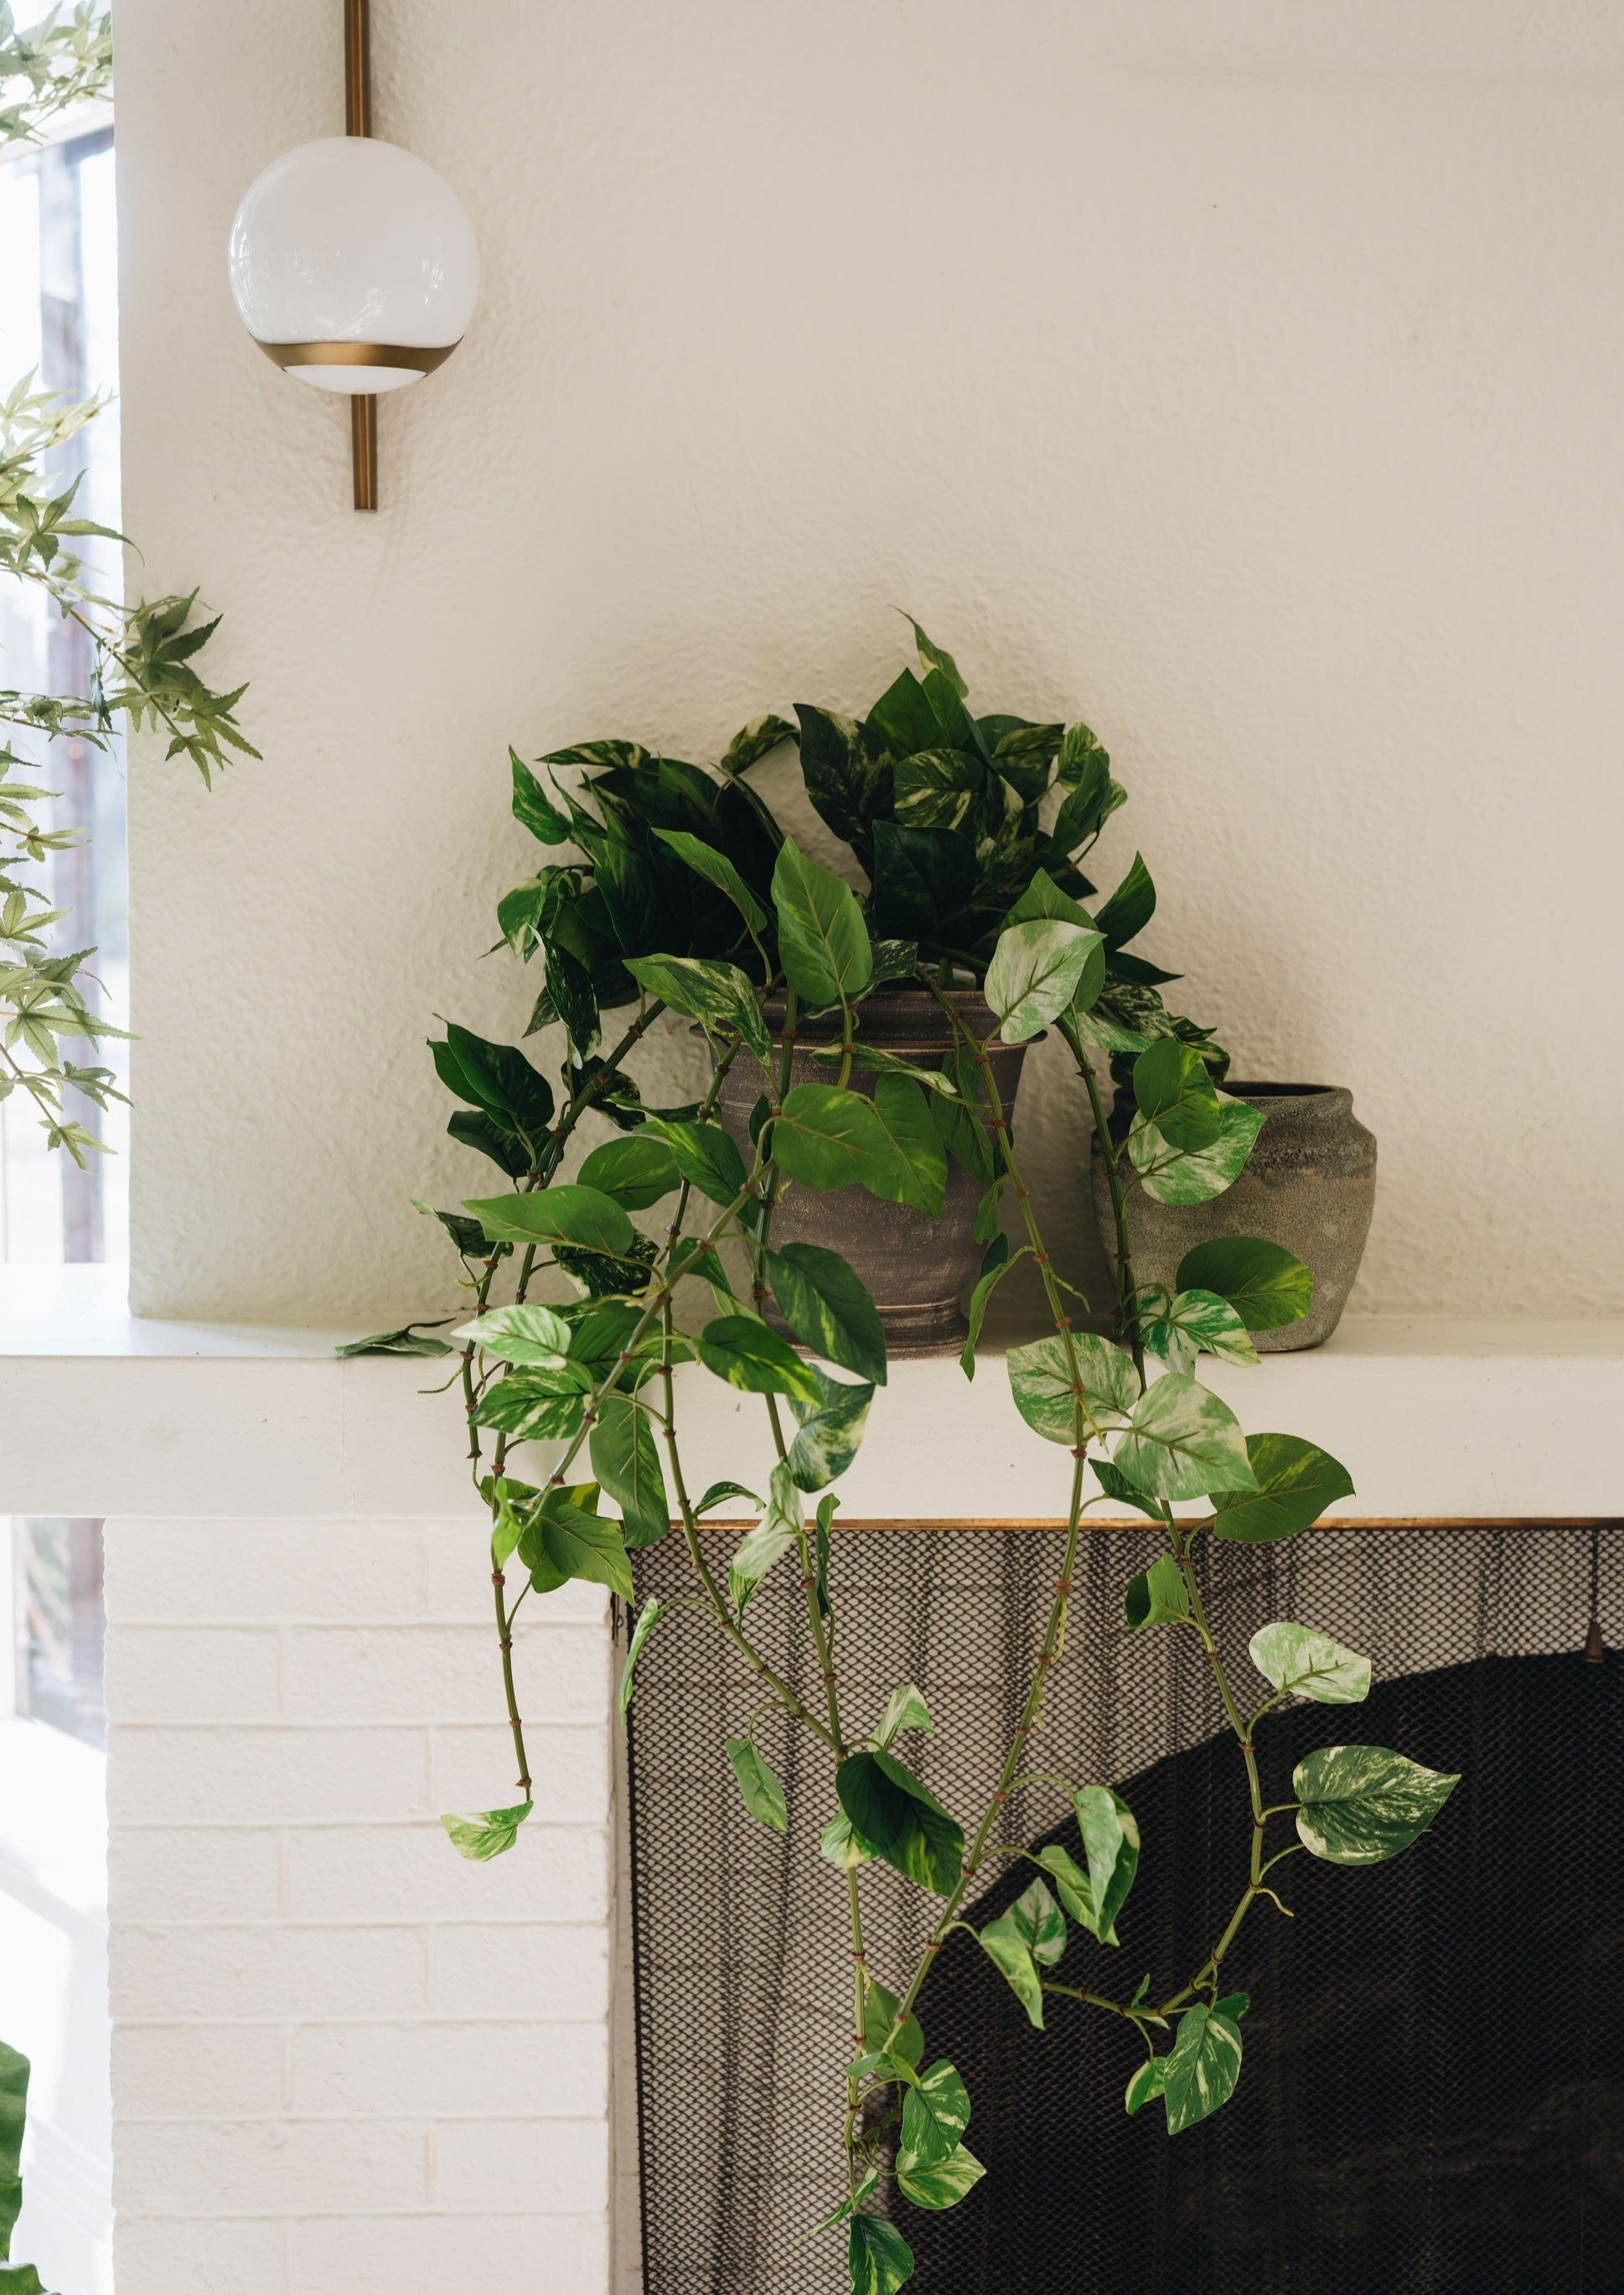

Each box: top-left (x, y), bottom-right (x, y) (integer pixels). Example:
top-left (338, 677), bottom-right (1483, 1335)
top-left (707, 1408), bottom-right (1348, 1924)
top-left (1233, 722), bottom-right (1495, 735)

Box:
top-left (225, 0), bottom-right (478, 510)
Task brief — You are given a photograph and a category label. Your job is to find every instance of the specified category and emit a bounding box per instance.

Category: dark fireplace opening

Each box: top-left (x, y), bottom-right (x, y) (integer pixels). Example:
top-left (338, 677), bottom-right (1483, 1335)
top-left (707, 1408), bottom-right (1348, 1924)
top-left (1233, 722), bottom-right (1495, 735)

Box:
top-left (626, 1525), bottom-right (1622, 2293)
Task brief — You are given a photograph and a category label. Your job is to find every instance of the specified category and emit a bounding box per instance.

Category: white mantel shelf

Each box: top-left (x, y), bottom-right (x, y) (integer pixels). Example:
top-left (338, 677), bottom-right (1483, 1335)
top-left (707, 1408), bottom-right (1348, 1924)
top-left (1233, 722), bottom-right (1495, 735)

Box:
top-left (0, 1268), bottom-right (1618, 1522)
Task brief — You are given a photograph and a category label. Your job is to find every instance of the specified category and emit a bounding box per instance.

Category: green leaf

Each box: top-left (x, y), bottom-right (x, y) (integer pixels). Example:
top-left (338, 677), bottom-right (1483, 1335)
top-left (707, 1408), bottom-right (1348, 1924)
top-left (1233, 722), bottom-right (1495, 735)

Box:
top-left (693, 1479), bottom-right (763, 1515)
top-left (538, 1500), bottom-right (634, 1601)
top-left (0, 2039), bottom-right (29, 2259)
top-left (863, 1979), bottom-right (924, 2068)
top-left (651, 827), bottom-right (769, 935)
top-left (786, 1366), bottom-right (876, 1490)
top-left (836, 1751), bottom-right (965, 1896)
top-left (719, 712), bottom-right (795, 774)
top-left (590, 1394), bottom-right (670, 1548)
top-left (1075, 1785), bottom-right (1140, 1945)
top-left (772, 837), bottom-right (872, 1008)
top-left (511, 749), bottom-right (572, 842)
top-left (1095, 852), bottom-right (1156, 951)
top-left (465, 1185), bottom-right (637, 1256)
top-left (794, 704), bottom-right (895, 868)
top-left (902, 614), bottom-right (968, 698)
top-left (892, 746), bottom-right (990, 835)
top-left (623, 953), bottom-right (771, 1066)
top-left (874, 1682), bottom-right (932, 1748)
top-left (821, 1813), bottom-right (879, 1870)
top-left (475, 1370), bottom-right (591, 1443)
top-left (649, 1117), bottom-right (750, 1210)
top-left (1130, 1096), bottom-right (1265, 1206)
top-left (1212, 1432), bottom-right (1355, 1542)
top-left (1006, 866), bottom-right (1093, 930)
top-left (454, 1302), bottom-right (573, 1368)
top-left (959, 1243), bottom-right (1030, 1378)
top-left (432, 1023), bottom-right (556, 1141)
top-left (768, 1242), bottom-right (888, 1384)
top-left (1139, 1287), bottom-right (1259, 1377)
top-left (1293, 1745), bottom-right (1459, 1865)
top-left (975, 1911), bottom-right (1045, 2028)
top-left (695, 1315), bottom-right (824, 1404)
top-left (1006, 1332), bottom-right (1138, 1446)
top-left (1174, 1235), bottom-right (1315, 1331)
top-left (1164, 2003), bottom-right (1244, 2134)
top-left (1249, 1621), bottom-right (1371, 1704)
top-left (728, 1464), bottom-right (802, 1614)
top-left (847, 2213), bottom-right (914, 2295)
top-left (1125, 2057), bottom-right (1166, 2116)
top-left (726, 1737), bottom-right (789, 1831)
top-left (899, 2059), bottom-right (970, 2169)
top-left (336, 1318), bottom-right (457, 1359)
top-left (985, 919), bottom-right (1104, 1044)
top-left (866, 1075), bottom-right (947, 1216)
top-left (577, 1134), bottom-right (680, 1211)
top-left (440, 1800), bottom-right (532, 1862)
top-left (618, 1596), bottom-right (662, 1730)
top-left (1112, 1374), bottom-right (1258, 1501)
top-left (1125, 1553), bottom-right (1192, 1631)
top-left (896, 2142), bottom-right (985, 2211)
top-left (1088, 1454), bottom-right (1167, 1522)
top-left (1007, 1876), bottom-right (1068, 1966)
top-left (869, 819), bottom-right (975, 940)
top-left (1033, 1844), bottom-right (1096, 1929)
top-left (772, 1083), bottom-right (908, 1199)
top-left (1213, 1991), bottom-right (1250, 2023)
top-left (447, 1108), bottom-right (533, 1178)
top-left (1130, 1038), bottom-right (1221, 1151)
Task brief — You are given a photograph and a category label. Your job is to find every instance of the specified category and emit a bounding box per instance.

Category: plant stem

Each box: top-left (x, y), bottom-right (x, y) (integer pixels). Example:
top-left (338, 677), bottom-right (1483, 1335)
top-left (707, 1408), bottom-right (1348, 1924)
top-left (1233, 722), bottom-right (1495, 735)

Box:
top-left (1060, 1014), bottom-right (1145, 1386)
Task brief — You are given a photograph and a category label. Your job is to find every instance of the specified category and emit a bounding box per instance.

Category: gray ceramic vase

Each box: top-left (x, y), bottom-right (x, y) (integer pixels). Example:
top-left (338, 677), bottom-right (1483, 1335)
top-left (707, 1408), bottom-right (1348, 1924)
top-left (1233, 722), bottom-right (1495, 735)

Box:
top-left (1091, 1081), bottom-right (1377, 1351)
top-left (711, 990), bottom-right (1027, 1358)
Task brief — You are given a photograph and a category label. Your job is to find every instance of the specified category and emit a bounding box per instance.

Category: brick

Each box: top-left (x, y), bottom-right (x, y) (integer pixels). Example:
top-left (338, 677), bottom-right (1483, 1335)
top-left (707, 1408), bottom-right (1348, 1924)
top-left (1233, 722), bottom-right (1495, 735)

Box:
top-left (432, 2115), bottom-right (608, 2213)
top-left (106, 1522), bottom-right (433, 1624)
top-left (430, 1724), bottom-right (607, 1820)
top-left (105, 1522), bottom-right (405, 1626)
top-left (277, 1624), bottom-right (607, 1724)
top-left (113, 1925), bottom-right (427, 2021)
top-left (285, 1821), bottom-right (608, 1924)
top-left (114, 2117), bottom-right (428, 2216)
top-left (110, 1826), bottom-right (282, 1924)
top-left (114, 2023), bottom-right (287, 2117)
top-left (292, 2020), bottom-right (608, 2119)
top-left (106, 1629), bottom-right (280, 1722)
top-left (430, 1925), bottom-right (608, 2021)
top-left (115, 2216), bottom-right (289, 2295)
top-left (292, 2211), bottom-right (607, 2293)
top-left (108, 1726), bottom-right (430, 1823)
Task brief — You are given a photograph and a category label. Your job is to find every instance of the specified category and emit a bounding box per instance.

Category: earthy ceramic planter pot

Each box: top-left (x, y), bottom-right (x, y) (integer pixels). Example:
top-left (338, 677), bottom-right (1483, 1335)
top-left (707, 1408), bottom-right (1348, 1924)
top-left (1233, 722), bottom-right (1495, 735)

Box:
top-left (710, 990), bottom-right (1028, 1358)
top-left (1090, 1080), bottom-right (1377, 1351)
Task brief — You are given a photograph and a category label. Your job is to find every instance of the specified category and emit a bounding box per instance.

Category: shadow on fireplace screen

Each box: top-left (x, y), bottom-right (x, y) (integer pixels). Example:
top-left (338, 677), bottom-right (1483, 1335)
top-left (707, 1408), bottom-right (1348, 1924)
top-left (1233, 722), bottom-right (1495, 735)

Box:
top-left (626, 1525), bottom-right (1622, 2293)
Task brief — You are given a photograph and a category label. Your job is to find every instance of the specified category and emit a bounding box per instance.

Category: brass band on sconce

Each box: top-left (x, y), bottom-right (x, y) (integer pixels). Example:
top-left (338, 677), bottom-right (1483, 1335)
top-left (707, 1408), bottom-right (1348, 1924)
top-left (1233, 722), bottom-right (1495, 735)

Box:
top-left (252, 339), bottom-right (462, 376)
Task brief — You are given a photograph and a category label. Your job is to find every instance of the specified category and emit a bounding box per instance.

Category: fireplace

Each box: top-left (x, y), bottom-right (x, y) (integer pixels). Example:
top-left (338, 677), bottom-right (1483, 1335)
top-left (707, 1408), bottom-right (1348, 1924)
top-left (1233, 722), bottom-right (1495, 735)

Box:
top-left (624, 1521), bottom-right (1622, 2292)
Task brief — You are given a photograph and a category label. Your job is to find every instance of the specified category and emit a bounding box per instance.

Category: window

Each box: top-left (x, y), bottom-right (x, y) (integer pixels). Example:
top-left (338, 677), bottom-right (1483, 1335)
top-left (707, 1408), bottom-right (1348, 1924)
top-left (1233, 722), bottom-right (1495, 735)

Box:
top-left (0, 105), bottom-right (127, 1266)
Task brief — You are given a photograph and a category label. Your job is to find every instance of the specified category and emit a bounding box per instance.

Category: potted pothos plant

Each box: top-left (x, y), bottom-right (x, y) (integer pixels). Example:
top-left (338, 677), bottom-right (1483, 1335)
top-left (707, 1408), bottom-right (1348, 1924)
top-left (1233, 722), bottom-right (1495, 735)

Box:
top-left (482, 620), bottom-right (1225, 1350)
top-left (357, 637), bottom-right (1458, 2292)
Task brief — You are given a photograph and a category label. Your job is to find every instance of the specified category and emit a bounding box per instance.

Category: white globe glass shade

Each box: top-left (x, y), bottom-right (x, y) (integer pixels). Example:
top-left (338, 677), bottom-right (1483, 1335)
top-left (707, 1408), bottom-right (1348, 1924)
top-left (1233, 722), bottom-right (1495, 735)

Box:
top-left (228, 136), bottom-right (478, 393)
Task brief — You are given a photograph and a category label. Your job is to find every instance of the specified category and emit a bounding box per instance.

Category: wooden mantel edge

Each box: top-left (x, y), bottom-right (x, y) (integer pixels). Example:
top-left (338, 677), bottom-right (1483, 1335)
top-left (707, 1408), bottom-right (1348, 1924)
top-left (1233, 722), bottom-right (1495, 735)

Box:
top-left (684, 1515), bottom-right (1624, 1534)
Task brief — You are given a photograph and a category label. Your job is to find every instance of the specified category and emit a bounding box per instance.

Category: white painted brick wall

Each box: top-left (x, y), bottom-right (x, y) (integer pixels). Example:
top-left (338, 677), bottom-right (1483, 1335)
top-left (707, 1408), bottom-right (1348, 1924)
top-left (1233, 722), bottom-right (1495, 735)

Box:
top-left (103, 1518), bottom-right (615, 2295)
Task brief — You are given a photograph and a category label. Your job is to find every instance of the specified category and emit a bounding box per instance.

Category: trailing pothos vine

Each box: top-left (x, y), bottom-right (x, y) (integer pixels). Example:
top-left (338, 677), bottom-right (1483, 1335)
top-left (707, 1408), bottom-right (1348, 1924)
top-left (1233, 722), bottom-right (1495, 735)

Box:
top-left (369, 624), bottom-right (1457, 2293)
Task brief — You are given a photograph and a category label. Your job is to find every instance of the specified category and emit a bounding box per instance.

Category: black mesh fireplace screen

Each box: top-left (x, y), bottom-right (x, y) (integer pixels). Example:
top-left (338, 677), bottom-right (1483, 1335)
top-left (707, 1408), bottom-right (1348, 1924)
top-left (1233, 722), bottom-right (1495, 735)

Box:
top-left (625, 1522), bottom-right (1624, 2293)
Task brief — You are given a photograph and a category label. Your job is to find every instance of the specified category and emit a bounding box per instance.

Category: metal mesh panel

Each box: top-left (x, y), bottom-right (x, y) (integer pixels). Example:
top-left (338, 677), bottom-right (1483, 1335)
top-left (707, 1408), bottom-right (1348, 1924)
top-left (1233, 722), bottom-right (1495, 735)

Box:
top-left (627, 1524), bottom-right (1624, 2292)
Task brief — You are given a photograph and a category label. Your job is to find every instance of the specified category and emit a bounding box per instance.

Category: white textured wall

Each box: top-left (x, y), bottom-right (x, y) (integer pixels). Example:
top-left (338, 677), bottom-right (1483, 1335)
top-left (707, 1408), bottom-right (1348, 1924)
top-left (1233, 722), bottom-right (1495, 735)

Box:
top-left (116, 1), bottom-right (1624, 1323)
